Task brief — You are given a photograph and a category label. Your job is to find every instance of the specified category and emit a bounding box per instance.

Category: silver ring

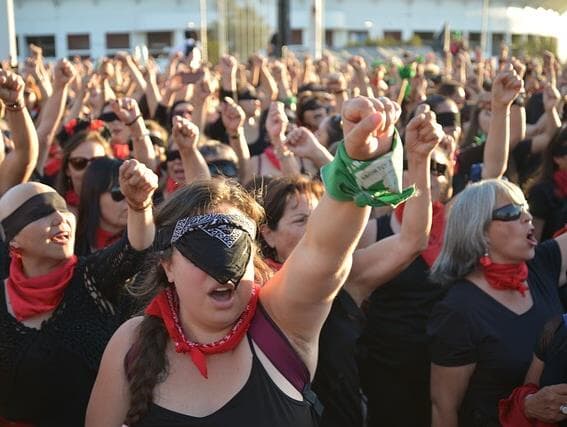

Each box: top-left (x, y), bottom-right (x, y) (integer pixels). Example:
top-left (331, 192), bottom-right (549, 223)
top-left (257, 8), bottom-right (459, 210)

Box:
top-left (560, 404), bottom-right (567, 415)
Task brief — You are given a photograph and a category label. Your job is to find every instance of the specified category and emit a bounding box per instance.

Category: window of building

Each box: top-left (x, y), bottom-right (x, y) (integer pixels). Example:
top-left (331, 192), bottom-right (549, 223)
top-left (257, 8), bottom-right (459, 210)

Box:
top-left (25, 35), bottom-right (56, 57)
top-left (413, 31), bottom-right (434, 44)
top-left (383, 31), bottom-right (402, 42)
top-left (325, 30), bottom-right (334, 48)
top-left (348, 31), bottom-right (369, 44)
top-left (147, 31), bottom-right (172, 56)
top-left (67, 34), bottom-right (90, 50)
top-left (290, 29), bottom-right (303, 45)
top-left (468, 32), bottom-right (481, 48)
top-left (106, 33), bottom-right (130, 50)
top-left (492, 33), bottom-right (505, 56)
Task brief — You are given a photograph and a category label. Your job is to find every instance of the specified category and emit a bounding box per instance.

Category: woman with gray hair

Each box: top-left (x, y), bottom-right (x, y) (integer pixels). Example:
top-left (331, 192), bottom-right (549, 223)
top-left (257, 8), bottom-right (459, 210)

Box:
top-left (428, 178), bottom-right (567, 427)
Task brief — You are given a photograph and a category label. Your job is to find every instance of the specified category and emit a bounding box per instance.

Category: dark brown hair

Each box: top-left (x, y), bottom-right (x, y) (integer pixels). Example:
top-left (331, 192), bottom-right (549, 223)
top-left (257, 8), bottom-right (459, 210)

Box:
top-left (257, 176), bottom-right (323, 261)
top-left (525, 125), bottom-right (567, 195)
top-left (124, 178), bottom-right (270, 424)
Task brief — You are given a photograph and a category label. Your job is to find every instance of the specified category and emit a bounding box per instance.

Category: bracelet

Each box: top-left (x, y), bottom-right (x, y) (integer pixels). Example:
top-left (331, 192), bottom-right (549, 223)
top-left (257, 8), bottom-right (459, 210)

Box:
top-left (126, 115), bottom-right (143, 126)
top-left (320, 129), bottom-right (416, 208)
top-left (4, 100), bottom-right (25, 112)
top-left (127, 199), bottom-right (153, 212)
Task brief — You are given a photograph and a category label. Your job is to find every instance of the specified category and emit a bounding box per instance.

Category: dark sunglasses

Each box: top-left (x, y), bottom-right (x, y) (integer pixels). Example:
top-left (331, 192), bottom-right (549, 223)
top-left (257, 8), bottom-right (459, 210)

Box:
top-left (166, 150), bottom-right (181, 162)
top-left (109, 186), bottom-right (125, 202)
top-left (436, 112), bottom-right (461, 128)
top-left (492, 203), bottom-right (526, 222)
top-left (208, 160), bottom-right (239, 178)
top-left (99, 112), bottom-right (120, 123)
top-left (68, 156), bottom-right (103, 171)
top-left (430, 160), bottom-right (448, 177)
top-left (149, 134), bottom-right (166, 148)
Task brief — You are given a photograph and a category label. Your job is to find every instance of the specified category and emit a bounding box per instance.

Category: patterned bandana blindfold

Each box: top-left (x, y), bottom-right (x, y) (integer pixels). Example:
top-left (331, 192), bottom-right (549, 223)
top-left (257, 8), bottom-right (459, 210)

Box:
top-left (154, 213), bottom-right (256, 285)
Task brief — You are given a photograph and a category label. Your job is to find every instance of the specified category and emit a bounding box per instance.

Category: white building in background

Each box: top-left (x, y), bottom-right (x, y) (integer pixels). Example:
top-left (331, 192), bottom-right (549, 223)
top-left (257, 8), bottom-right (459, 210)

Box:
top-left (8, 0), bottom-right (567, 61)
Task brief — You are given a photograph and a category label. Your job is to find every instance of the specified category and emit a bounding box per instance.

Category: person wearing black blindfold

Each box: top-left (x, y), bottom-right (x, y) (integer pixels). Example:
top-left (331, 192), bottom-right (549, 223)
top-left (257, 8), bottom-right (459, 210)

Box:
top-left (87, 96), bottom-right (410, 427)
top-left (0, 160), bottom-right (157, 426)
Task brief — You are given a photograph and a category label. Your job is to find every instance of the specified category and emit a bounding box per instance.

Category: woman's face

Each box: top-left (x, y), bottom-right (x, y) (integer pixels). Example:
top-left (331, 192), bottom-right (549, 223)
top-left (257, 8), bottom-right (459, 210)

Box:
top-left (436, 99), bottom-right (462, 151)
top-left (315, 116), bottom-right (332, 148)
top-left (66, 140), bottom-right (106, 195)
top-left (99, 189), bottom-right (128, 233)
top-left (161, 206), bottom-right (256, 337)
top-left (165, 141), bottom-right (186, 183)
top-left (13, 208), bottom-right (76, 262)
top-left (262, 193), bottom-right (319, 262)
top-left (486, 198), bottom-right (537, 264)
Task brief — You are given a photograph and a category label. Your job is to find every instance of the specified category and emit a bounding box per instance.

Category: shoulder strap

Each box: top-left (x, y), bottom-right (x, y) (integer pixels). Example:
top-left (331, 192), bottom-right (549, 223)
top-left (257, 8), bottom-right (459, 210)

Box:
top-left (248, 303), bottom-right (310, 393)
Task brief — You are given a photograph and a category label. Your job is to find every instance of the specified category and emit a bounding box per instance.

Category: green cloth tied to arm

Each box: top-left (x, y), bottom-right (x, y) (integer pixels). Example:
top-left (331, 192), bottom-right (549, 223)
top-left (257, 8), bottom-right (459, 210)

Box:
top-left (321, 129), bottom-right (416, 208)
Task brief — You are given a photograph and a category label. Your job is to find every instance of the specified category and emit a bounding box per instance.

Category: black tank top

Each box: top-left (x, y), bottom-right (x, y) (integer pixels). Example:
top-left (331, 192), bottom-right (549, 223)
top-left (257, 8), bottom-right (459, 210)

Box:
top-left (132, 336), bottom-right (317, 427)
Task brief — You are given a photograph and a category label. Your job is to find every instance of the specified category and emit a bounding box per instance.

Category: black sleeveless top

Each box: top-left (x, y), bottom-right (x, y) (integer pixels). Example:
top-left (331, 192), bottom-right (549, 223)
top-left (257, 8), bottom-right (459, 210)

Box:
top-left (133, 336), bottom-right (317, 427)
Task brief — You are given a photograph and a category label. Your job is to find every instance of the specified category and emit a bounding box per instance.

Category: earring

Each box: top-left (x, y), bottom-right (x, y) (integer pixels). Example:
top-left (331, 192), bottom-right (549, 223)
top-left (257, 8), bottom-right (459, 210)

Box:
top-left (9, 246), bottom-right (22, 259)
top-left (479, 253), bottom-right (492, 267)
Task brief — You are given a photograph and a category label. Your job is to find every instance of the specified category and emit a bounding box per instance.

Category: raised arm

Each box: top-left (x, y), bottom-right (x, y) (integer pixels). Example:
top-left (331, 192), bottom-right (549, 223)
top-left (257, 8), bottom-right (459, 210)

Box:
top-left (260, 96), bottom-right (397, 374)
top-left (221, 97), bottom-right (252, 184)
top-left (346, 103), bottom-right (443, 305)
top-left (173, 116), bottom-right (211, 183)
top-left (0, 70), bottom-right (38, 196)
top-left (482, 63), bottom-right (523, 179)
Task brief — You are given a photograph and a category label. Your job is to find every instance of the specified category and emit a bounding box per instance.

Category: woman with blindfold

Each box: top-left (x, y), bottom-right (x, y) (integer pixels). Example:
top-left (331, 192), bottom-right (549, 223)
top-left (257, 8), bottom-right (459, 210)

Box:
top-left (0, 159), bottom-right (157, 426)
top-left (86, 96), bottom-right (410, 426)
top-left (427, 179), bottom-right (567, 427)
top-left (75, 157), bottom-right (128, 256)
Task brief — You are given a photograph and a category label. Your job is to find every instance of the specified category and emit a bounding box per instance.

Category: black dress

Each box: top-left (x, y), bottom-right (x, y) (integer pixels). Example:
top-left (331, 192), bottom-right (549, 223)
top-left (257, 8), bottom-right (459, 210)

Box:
top-left (312, 289), bottom-right (366, 427)
top-left (0, 237), bottom-right (149, 426)
top-left (428, 240), bottom-right (563, 427)
top-left (356, 215), bottom-right (446, 427)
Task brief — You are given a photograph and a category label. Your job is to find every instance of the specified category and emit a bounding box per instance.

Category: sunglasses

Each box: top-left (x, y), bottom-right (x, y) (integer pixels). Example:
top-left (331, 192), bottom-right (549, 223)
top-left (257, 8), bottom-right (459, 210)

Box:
top-left (436, 112), bottom-right (461, 128)
top-left (430, 160), bottom-right (448, 177)
top-left (166, 150), bottom-right (181, 162)
top-left (492, 203), bottom-right (527, 222)
top-left (109, 186), bottom-right (125, 202)
top-left (68, 156), bottom-right (103, 171)
top-left (99, 112), bottom-right (120, 123)
top-left (208, 160), bottom-right (239, 178)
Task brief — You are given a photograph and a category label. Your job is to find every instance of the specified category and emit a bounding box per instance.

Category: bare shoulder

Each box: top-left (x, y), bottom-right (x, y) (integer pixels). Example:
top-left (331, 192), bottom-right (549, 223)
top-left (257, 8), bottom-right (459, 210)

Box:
top-left (107, 316), bottom-right (145, 353)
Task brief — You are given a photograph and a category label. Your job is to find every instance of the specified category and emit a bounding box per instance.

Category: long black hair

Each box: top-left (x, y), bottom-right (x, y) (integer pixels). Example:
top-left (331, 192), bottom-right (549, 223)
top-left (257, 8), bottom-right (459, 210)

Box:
top-left (75, 157), bottom-right (123, 255)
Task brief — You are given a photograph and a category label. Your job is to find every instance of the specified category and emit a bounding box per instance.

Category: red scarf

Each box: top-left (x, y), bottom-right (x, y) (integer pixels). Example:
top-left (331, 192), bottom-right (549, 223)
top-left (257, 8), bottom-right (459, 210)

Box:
top-left (553, 170), bottom-right (567, 198)
top-left (94, 227), bottom-right (122, 250)
top-left (165, 176), bottom-right (182, 195)
top-left (264, 258), bottom-right (283, 272)
top-left (112, 143), bottom-right (130, 160)
top-left (6, 255), bottom-right (78, 321)
top-left (145, 284), bottom-right (260, 378)
top-left (65, 189), bottom-right (80, 208)
top-left (479, 255), bottom-right (529, 297)
top-left (394, 201), bottom-right (445, 267)
top-left (499, 383), bottom-right (558, 427)
top-left (263, 147), bottom-right (281, 171)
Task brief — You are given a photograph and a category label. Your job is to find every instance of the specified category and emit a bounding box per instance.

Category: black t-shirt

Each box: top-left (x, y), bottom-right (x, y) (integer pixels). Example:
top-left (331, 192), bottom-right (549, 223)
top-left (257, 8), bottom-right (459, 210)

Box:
top-left (528, 180), bottom-right (567, 241)
top-left (313, 289), bottom-right (365, 427)
top-left (536, 315), bottom-right (567, 388)
top-left (358, 215), bottom-right (446, 374)
top-left (428, 240), bottom-right (563, 427)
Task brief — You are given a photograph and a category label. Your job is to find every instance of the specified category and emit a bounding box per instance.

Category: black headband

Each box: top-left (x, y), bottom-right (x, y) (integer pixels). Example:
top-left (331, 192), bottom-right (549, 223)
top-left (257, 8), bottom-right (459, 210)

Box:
top-left (1, 192), bottom-right (68, 242)
top-left (155, 213), bottom-right (256, 285)
top-left (436, 112), bottom-right (461, 128)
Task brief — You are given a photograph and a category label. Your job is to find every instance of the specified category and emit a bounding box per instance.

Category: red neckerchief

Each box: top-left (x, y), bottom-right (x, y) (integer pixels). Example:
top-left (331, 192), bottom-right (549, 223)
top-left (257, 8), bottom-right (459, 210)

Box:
top-left (499, 383), bottom-right (558, 427)
top-left (165, 176), bottom-right (182, 195)
top-left (112, 144), bottom-right (130, 160)
top-left (553, 170), bottom-right (567, 198)
top-left (263, 147), bottom-right (281, 171)
top-left (43, 144), bottom-right (63, 177)
top-left (264, 258), bottom-right (283, 272)
top-left (6, 255), bottom-right (78, 321)
top-left (65, 189), bottom-right (80, 208)
top-left (0, 416), bottom-right (35, 427)
top-left (479, 256), bottom-right (529, 297)
top-left (94, 227), bottom-right (122, 250)
top-left (145, 284), bottom-right (260, 379)
top-left (394, 201), bottom-right (445, 267)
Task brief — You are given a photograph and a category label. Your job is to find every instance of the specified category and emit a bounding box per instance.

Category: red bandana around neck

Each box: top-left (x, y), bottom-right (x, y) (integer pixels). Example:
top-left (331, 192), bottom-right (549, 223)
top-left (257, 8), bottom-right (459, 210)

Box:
top-left (94, 227), bottom-right (122, 250)
top-left (6, 255), bottom-right (79, 321)
top-left (112, 143), bottom-right (130, 160)
top-left (263, 147), bottom-right (282, 171)
top-left (394, 201), bottom-right (446, 267)
top-left (165, 176), bottom-right (182, 195)
top-left (553, 170), bottom-right (567, 199)
top-left (479, 256), bottom-right (529, 297)
top-left (264, 258), bottom-right (283, 272)
top-left (65, 189), bottom-right (80, 208)
top-left (145, 284), bottom-right (260, 378)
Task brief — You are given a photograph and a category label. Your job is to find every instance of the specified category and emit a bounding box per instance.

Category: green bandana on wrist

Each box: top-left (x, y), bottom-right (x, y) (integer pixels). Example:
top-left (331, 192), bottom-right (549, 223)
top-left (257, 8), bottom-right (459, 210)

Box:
top-left (321, 129), bottom-right (416, 208)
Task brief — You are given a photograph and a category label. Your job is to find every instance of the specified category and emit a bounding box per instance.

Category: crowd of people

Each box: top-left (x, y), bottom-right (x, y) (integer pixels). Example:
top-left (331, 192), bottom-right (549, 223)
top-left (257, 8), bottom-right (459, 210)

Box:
top-left (0, 36), bottom-right (566, 427)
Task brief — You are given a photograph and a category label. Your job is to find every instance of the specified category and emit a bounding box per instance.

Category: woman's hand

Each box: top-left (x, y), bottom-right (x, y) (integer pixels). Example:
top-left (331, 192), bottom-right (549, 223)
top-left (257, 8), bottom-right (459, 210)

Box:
top-left (266, 101), bottom-right (288, 141)
top-left (491, 63), bottom-right (523, 110)
top-left (221, 97), bottom-right (245, 135)
top-left (111, 97), bottom-right (142, 125)
top-left (0, 69), bottom-right (25, 108)
top-left (119, 159), bottom-right (158, 211)
top-left (524, 384), bottom-right (567, 423)
top-left (53, 58), bottom-right (76, 90)
top-left (172, 116), bottom-right (199, 154)
top-left (342, 96), bottom-right (401, 160)
top-left (405, 104), bottom-right (444, 159)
